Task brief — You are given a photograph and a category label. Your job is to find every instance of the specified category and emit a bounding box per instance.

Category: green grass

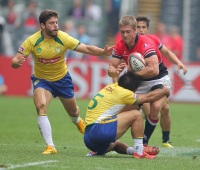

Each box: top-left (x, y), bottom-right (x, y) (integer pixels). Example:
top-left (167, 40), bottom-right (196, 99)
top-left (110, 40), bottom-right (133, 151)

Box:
top-left (0, 96), bottom-right (200, 170)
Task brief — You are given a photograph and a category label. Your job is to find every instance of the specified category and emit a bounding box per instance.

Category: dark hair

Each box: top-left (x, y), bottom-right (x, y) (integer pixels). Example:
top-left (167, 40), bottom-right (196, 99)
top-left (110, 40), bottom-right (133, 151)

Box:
top-left (118, 71), bottom-right (143, 91)
top-left (135, 15), bottom-right (150, 28)
top-left (39, 9), bottom-right (59, 25)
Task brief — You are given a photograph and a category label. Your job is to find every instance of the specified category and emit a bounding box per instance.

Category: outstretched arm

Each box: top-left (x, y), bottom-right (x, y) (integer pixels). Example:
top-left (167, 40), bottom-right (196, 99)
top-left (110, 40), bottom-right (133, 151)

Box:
top-left (75, 43), bottom-right (114, 56)
top-left (160, 45), bottom-right (187, 75)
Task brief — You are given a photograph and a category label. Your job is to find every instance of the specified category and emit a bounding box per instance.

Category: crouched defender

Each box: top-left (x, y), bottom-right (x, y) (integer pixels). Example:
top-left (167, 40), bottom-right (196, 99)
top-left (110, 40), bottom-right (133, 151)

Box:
top-left (84, 72), bottom-right (170, 159)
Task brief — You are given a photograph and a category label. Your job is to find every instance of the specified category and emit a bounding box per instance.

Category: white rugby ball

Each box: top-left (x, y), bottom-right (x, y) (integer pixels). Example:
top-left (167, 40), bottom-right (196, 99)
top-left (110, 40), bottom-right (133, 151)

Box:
top-left (129, 52), bottom-right (146, 72)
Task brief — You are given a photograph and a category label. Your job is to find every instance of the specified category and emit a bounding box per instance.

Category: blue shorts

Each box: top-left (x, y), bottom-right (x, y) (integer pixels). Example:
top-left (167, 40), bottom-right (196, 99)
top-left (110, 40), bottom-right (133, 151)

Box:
top-left (84, 116), bottom-right (118, 155)
top-left (31, 72), bottom-right (74, 98)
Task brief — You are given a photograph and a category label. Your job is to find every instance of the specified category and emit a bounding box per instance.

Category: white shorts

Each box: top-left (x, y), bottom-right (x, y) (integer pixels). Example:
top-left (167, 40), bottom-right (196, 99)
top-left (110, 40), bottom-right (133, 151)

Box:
top-left (119, 66), bottom-right (171, 94)
top-left (136, 75), bottom-right (171, 94)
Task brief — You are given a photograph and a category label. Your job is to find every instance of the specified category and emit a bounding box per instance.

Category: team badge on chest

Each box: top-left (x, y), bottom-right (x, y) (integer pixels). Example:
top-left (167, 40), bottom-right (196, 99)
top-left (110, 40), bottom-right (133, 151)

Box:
top-left (54, 46), bottom-right (62, 53)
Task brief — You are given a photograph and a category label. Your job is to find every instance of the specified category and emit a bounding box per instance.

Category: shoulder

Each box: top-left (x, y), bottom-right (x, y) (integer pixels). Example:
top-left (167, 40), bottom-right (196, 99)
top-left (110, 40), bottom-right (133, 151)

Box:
top-left (27, 31), bottom-right (42, 45)
top-left (114, 40), bottom-right (125, 51)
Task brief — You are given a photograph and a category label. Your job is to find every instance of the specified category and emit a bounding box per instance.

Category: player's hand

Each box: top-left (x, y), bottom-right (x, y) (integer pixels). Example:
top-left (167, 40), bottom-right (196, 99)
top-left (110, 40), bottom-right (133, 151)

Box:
top-left (163, 84), bottom-right (170, 97)
top-left (103, 45), bottom-right (114, 56)
top-left (177, 63), bottom-right (187, 75)
top-left (116, 63), bottom-right (126, 74)
top-left (17, 56), bottom-right (26, 66)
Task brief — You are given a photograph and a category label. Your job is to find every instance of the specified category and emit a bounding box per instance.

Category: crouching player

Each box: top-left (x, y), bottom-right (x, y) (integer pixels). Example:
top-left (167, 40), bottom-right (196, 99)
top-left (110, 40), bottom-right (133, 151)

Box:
top-left (84, 72), bottom-right (170, 159)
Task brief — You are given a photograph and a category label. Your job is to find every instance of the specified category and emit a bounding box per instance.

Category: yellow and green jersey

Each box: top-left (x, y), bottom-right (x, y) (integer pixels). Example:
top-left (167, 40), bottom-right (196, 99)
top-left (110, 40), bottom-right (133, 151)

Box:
top-left (18, 30), bottom-right (80, 81)
top-left (85, 83), bottom-right (138, 127)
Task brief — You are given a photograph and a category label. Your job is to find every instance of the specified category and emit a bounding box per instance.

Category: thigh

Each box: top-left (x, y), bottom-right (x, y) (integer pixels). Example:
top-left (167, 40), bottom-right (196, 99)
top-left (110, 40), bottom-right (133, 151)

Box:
top-left (34, 87), bottom-right (53, 114)
top-left (117, 110), bottom-right (142, 139)
top-left (59, 96), bottom-right (77, 115)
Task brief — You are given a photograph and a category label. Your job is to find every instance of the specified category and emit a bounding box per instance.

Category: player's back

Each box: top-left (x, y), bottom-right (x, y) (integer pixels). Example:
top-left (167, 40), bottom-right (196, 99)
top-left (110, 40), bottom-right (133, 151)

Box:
top-left (85, 83), bottom-right (137, 127)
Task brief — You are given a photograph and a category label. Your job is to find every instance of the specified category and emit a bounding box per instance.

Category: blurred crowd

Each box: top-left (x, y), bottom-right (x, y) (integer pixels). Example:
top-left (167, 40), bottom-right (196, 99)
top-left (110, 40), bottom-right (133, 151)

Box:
top-left (0, 0), bottom-right (199, 62)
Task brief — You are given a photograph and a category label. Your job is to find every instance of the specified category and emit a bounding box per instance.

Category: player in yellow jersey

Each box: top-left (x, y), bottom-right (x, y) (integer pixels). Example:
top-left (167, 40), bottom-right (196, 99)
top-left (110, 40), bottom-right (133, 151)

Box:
top-left (11, 9), bottom-right (113, 154)
top-left (84, 71), bottom-right (170, 159)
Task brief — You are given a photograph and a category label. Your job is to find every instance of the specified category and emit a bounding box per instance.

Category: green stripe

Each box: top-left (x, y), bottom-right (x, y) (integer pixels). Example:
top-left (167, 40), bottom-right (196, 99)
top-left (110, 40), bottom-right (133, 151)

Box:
top-left (132, 98), bottom-right (138, 105)
top-left (34, 32), bottom-right (44, 47)
top-left (54, 37), bottom-right (64, 45)
top-left (74, 41), bottom-right (81, 50)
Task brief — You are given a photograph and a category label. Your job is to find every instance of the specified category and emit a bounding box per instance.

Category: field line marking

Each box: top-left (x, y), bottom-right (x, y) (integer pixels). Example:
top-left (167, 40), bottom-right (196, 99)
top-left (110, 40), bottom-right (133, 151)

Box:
top-left (4, 160), bottom-right (59, 169)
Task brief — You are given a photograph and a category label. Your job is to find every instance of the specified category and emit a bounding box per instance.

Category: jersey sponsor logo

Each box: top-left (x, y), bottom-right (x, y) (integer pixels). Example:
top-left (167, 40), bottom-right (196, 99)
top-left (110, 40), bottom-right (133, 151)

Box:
top-left (36, 47), bottom-right (42, 53)
top-left (38, 56), bottom-right (60, 64)
top-left (54, 46), bottom-right (62, 53)
top-left (18, 46), bottom-right (24, 52)
top-left (112, 49), bottom-right (117, 55)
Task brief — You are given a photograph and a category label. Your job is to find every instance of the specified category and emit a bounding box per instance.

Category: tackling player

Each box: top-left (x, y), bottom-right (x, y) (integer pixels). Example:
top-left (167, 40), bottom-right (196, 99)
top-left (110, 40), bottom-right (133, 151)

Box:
top-left (84, 71), bottom-right (170, 159)
top-left (135, 15), bottom-right (187, 147)
top-left (11, 9), bottom-right (113, 154)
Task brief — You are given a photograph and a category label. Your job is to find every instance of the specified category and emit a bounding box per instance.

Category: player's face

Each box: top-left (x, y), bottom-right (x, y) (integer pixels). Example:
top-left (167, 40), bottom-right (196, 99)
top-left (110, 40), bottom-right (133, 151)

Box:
top-left (44, 17), bottom-right (59, 38)
top-left (136, 21), bottom-right (148, 35)
top-left (120, 25), bottom-right (136, 45)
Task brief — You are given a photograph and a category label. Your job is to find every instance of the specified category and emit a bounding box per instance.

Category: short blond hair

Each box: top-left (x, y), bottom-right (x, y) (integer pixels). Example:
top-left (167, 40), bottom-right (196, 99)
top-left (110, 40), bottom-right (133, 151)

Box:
top-left (119, 16), bottom-right (137, 29)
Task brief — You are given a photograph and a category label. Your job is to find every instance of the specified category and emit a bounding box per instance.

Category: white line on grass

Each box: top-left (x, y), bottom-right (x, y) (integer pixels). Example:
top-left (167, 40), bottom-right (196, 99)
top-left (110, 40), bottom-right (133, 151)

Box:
top-left (3, 160), bottom-right (59, 170)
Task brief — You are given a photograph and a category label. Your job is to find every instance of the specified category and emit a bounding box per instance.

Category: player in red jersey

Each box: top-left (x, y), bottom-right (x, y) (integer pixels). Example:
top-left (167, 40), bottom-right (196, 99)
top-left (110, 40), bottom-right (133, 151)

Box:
top-left (135, 15), bottom-right (187, 147)
top-left (108, 15), bottom-right (170, 154)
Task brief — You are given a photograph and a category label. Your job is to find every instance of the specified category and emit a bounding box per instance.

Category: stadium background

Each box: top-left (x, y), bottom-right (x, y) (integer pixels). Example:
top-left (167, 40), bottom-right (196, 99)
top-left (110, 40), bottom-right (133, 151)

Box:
top-left (0, 0), bottom-right (200, 102)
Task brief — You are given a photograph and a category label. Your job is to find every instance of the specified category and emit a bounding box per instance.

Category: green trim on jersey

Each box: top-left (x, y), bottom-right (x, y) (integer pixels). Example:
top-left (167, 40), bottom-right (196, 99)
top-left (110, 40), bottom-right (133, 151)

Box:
top-left (54, 37), bottom-right (64, 46)
top-left (74, 41), bottom-right (81, 50)
top-left (34, 32), bottom-right (44, 47)
top-left (132, 98), bottom-right (138, 105)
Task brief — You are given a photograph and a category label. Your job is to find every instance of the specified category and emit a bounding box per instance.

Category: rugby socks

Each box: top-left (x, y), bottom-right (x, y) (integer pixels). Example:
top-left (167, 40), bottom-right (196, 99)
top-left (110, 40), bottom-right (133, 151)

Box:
top-left (133, 137), bottom-right (143, 155)
top-left (70, 106), bottom-right (81, 124)
top-left (143, 115), bottom-right (159, 145)
top-left (126, 147), bottom-right (135, 155)
top-left (38, 114), bottom-right (54, 147)
top-left (70, 116), bottom-right (80, 124)
top-left (162, 131), bottom-right (170, 143)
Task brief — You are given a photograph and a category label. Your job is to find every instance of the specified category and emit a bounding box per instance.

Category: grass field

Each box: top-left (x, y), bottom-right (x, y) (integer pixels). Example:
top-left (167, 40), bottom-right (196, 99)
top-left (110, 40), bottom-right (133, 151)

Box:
top-left (0, 96), bottom-right (200, 170)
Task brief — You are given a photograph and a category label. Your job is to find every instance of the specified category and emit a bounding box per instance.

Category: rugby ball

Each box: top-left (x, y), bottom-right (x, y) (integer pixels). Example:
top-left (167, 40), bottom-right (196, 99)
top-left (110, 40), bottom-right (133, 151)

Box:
top-left (128, 52), bottom-right (146, 72)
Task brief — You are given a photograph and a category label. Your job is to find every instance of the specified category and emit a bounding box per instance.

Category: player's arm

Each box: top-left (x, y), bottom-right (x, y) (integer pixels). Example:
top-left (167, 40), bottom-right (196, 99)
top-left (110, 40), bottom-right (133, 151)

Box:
top-left (135, 85), bottom-right (170, 104)
top-left (134, 55), bottom-right (159, 78)
top-left (11, 53), bottom-right (27, 69)
top-left (160, 45), bottom-right (187, 75)
top-left (75, 43), bottom-right (113, 56)
top-left (108, 57), bottom-right (126, 79)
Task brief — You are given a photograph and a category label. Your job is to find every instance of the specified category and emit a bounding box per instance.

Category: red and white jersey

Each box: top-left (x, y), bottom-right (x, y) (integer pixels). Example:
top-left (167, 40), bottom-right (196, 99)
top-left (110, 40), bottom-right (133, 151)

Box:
top-left (112, 33), bottom-right (168, 81)
top-left (146, 34), bottom-right (163, 50)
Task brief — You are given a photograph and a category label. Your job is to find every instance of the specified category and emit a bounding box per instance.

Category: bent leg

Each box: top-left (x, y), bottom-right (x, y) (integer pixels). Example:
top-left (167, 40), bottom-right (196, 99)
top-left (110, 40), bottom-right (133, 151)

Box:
top-left (143, 96), bottom-right (167, 145)
top-left (59, 96), bottom-right (84, 134)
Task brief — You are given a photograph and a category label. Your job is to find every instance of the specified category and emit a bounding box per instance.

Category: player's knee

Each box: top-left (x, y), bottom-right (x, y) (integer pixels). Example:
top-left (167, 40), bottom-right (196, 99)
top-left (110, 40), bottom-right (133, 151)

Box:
top-left (36, 103), bottom-right (47, 115)
top-left (68, 107), bottom-right (79, 117)
top-left (151, 102), bottom-right (162, 113)
top-left (161, 103), bottom-right (170, 113)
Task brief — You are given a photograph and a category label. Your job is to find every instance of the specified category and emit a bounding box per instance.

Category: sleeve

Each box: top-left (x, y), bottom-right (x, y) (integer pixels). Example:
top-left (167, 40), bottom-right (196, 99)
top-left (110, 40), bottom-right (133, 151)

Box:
top-left (118, 90), bottom-right (138, 105)
top-left (153, 36), bottom-right (163, 50)
top-left (18, 38), bottom-right (33, 56)
top-left (65, 33), bottom-right (80, 50)
top-left (141, 38), bottom-right (157, 59)
top-left (112, 43), bottom-right (122, 59)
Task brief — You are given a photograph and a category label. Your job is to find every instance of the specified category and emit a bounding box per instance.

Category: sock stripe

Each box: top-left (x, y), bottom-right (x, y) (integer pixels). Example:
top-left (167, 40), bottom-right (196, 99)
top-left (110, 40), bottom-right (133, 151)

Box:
top-left (38, 114), bottom-right (47, 116)
top-left (147, 115), bottom-right (159, 125)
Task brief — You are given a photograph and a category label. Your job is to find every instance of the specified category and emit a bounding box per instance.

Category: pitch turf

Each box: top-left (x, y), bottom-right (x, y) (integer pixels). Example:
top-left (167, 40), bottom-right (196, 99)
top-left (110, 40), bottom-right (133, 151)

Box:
top-left (0, 96), bottom-right (200, 170)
